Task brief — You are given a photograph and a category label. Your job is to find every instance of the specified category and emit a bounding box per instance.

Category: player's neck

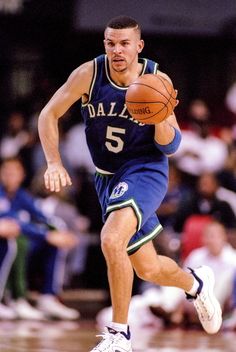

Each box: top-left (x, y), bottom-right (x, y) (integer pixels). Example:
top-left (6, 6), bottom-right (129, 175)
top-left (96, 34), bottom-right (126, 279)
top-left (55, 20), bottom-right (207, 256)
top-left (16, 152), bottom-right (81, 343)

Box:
top-left (109, 62), bottom-right (143, 87)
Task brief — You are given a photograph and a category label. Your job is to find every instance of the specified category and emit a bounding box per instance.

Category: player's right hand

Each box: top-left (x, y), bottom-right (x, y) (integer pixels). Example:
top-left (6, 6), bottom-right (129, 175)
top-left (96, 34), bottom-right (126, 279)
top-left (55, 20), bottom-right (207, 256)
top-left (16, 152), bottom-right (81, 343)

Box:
top-left (44, 162), bottom-right (72, 192)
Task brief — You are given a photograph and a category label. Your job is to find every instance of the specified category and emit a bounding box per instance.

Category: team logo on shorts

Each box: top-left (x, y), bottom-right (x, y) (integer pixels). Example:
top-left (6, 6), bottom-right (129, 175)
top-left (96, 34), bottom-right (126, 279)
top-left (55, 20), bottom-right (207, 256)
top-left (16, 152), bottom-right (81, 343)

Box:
top-left (110, 182), bottom-right (128, 199)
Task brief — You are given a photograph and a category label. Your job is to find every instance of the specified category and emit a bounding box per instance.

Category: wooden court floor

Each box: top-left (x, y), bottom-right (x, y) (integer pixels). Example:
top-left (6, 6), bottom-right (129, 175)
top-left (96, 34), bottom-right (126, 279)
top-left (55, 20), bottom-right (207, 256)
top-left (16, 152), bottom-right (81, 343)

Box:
top-left (0, 320), bottom-right (235, 352)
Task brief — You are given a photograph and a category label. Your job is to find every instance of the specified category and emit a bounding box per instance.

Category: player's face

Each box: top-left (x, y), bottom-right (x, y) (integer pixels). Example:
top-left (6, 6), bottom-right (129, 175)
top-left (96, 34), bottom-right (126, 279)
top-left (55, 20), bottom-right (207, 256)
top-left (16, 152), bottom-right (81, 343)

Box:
top-left (104, 27), bottom-right (144, 73)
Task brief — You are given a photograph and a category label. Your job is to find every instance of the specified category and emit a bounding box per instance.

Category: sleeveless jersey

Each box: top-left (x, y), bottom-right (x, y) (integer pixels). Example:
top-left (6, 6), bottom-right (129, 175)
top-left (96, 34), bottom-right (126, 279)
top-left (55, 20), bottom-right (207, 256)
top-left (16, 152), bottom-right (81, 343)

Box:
top-left (81, 54), bottom-right (167, 174)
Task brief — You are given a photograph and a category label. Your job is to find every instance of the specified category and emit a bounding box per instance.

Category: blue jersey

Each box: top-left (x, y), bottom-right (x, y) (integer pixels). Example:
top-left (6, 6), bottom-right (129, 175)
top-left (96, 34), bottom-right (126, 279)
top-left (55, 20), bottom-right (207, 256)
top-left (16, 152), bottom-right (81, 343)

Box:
top-left (81, 54), bottom-right (167, 174)
top-left (0, 185), bottom-right (52, 239)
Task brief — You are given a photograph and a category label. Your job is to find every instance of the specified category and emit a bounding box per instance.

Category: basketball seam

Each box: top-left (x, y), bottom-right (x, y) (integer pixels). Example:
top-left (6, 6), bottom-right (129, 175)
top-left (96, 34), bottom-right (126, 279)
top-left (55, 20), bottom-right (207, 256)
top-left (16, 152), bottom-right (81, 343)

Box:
top-left (129, 82), bottom-right (170, 101)
top-left (157, 75), bottom-right (176, 109)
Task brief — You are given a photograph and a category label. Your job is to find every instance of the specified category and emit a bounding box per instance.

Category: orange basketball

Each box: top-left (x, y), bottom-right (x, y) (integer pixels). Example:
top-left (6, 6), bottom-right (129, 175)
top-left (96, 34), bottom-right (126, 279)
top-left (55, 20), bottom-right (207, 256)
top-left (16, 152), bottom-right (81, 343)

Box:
top-left (125, 74), bottom-right (178, 124)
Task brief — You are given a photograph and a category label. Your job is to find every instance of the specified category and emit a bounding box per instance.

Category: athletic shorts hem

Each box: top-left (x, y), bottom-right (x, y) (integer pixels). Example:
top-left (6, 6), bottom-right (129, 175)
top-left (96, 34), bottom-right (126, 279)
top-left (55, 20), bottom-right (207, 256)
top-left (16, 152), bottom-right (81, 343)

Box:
top-left (127, 223), bottom-right (163, 255)
top-left (106, 199), bottom-right (142, 231)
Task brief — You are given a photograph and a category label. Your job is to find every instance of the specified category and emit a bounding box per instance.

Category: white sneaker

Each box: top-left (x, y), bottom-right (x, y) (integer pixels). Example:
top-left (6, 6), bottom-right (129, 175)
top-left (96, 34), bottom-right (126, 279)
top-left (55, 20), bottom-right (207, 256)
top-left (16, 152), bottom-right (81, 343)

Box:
top-left (0, 302), bottom-right (17, 320)
top-left (10, 298), bottom-right (46, 320)
top-left (37, 294), bottom-right (80, 320)
top-left (90, 327), bottom-right (132, 352)
top-left (187, 266), bottom-right (222, 334)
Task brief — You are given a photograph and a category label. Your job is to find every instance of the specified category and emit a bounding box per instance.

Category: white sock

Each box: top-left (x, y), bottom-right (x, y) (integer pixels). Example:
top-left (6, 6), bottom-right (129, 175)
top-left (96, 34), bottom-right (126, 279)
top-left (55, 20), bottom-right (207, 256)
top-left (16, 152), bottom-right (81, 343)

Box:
top-left (110, 322), bottom-right (128, 333)
top-left (186, 277), bottom-right (200, 296)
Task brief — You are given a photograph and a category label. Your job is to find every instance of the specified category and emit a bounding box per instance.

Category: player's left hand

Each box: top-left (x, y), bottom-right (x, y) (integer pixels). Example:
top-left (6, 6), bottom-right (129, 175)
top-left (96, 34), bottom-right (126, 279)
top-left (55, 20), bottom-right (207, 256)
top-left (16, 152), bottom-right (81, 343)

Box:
top-left (44, 162), bottom-right (72, 192)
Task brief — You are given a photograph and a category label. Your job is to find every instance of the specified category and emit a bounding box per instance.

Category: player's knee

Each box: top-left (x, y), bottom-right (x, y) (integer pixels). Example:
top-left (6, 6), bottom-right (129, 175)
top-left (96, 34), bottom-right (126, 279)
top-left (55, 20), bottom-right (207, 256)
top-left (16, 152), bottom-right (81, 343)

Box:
top-left (100, 229), bottom-right (126, 258)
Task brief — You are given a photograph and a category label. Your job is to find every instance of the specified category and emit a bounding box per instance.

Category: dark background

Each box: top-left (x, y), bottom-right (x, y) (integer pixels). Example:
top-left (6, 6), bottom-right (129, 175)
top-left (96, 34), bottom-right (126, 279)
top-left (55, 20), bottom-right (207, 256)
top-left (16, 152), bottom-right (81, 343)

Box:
top-left (1, 0), bottom-right (236, 125)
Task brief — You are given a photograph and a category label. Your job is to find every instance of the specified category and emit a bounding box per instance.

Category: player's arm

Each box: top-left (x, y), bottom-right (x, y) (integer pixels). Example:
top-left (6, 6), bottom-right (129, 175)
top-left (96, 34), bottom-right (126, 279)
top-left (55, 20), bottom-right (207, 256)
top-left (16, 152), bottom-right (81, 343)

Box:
top-left (154, 70), bottom-right (181, 156)
top-left (38, 61), bottom-right (93, 192)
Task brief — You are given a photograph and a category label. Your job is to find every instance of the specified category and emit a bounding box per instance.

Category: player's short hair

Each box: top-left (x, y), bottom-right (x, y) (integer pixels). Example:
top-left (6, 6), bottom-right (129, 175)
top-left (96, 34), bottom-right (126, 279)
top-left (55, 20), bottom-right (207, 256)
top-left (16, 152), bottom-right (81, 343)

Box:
top-left (106, 15), bottom-right (141, 36)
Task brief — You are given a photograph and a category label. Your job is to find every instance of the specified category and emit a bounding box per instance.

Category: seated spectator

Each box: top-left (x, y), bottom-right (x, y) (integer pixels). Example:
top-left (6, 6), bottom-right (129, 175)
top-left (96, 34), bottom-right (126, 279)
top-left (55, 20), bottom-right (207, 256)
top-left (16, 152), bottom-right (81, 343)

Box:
top-left (173, 172), bottom-right (236, 234)
top-left (0, 156), bottom-right (79, 320)
top-left (0, 110), bottom-right (35, 184)
top-left (223, 272), bottom-right (236, 331)
top-left (0, 110), bottom-right (32, 159)
top-left (173, 99), bottom-right (228, 183)
top-left (157, 162), bottom-right (191, 229)
top-left (180, 214), bottom-right (213, 262)
top-left (31, 172), bottom-right (91, 287)
top-left (64, 122), bottom-right (95, 174)
top-left (218, 141), bottom-right (236, 194)
top-left (0, 218), bottom-right (19, 319)
top-left (155, 162), bottom-right (191, 260)
top-left (154, 221), bottom-right (236, 328)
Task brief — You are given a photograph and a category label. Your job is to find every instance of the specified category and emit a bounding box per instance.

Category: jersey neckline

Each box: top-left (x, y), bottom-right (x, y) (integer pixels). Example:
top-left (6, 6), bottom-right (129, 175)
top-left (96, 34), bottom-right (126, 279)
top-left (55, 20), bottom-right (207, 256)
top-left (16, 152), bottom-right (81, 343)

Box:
top-left (105, 55), bottom-right (147, 90)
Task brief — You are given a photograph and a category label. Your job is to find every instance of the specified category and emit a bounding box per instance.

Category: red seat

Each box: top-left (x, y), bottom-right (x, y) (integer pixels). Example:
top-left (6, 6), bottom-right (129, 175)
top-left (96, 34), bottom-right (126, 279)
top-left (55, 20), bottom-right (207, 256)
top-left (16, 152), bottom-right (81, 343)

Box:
top-left (180, 214), bottom-right (213, 262)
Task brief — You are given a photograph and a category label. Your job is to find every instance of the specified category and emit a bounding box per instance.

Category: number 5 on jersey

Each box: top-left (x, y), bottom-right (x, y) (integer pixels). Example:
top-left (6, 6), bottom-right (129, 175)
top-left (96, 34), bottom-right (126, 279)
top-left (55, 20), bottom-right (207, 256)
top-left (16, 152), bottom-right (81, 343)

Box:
top-left (105, 126), bottom-right (126, 153)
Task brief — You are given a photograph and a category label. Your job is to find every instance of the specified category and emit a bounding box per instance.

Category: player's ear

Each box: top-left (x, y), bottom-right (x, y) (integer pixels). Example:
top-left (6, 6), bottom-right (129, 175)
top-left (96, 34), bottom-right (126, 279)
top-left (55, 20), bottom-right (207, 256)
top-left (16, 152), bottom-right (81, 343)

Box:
top-left (137, 39), bottom-right (144, 53)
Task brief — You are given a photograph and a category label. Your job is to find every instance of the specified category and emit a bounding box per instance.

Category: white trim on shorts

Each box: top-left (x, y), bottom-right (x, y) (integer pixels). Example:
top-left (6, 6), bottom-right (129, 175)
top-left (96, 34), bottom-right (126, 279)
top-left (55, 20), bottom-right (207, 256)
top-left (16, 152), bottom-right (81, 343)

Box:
top-left (127, 223), bottom-right (163, 255)
top-left (106, 198), bottom-right (142, 231)
top-left (95, 167), bottom-right (114, 175)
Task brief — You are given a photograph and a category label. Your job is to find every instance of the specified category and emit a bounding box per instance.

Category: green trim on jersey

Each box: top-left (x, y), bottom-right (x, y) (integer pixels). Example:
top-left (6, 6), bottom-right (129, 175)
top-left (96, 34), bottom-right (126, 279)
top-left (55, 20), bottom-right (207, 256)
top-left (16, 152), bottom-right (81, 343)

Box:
top-left (127, 223), bottom-right (163, 255)
top-left (106, 198), bottom-right (142, 231)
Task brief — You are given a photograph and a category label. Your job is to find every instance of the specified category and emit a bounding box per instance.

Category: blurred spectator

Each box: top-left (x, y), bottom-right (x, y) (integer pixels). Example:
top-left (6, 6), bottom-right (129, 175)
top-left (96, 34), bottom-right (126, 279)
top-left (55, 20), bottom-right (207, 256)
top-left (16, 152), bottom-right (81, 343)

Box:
top-left (0, 110), bottom-right (32, 159)
top-left (223, 272), bottom-right (236, 331)
top-left (74, 167), bottom-right (103, 234)
top-left (0, 110), bottom-right (36, 180)
top-left (184, 221), bottom-right (236, 307)
top-left (157, 162), bottom-right (191, 229)
top-left (64, 122), bottom-right (95, 174)
top-left (173, 172), bottom-right (236, 233)
top-left (218, 141), bottom-right (236, 194)
top-left (0, 218), bottom-right (19, 319)
top-left (173, 99), bottom-right (228, 181)
top-left (225, 81), bottom-right (236, 116)
top-left (155, 162), bottom-right (191, 260)
top-left (179, 214), bottom-right (213, 262)
top-left (0, 157), bottom-right (79, 320)
top-left (151, 221), bottom-right (236, 328)
top-left (31, 172), bottom-right (91, 287)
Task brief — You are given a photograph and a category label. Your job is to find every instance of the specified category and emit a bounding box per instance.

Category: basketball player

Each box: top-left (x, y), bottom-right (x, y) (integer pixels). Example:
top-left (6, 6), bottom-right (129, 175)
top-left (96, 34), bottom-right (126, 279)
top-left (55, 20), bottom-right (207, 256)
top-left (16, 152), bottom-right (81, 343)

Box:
top-left (38, 16), bottom-right (222, 351)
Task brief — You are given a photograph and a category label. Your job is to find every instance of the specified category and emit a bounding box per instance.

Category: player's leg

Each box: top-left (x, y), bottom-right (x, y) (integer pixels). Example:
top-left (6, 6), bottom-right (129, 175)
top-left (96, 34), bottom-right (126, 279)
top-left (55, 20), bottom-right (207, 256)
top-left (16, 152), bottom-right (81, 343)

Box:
top-left (101, 206), bottom-right (137, 323)
top-left (130, 241), bottom-right (193, 290)
top-left (130, 241), bottom-right (222, 334)
top-left (90, 206), bottom-right (136, 352)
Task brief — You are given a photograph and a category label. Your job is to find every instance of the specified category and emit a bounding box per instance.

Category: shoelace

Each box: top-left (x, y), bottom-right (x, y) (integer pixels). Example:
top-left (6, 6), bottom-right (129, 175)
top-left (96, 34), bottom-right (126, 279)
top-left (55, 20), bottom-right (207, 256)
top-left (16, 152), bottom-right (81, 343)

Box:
top-left (195, 292), bottom-right (212, 321)
top-left (93, 332), bottom-right (115, 351)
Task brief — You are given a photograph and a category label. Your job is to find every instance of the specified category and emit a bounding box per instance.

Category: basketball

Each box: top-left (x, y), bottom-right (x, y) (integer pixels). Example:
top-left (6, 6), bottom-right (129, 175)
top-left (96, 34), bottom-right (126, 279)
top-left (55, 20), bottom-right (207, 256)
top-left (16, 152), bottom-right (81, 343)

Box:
top-left (125, 74), bottom-right (178, 124)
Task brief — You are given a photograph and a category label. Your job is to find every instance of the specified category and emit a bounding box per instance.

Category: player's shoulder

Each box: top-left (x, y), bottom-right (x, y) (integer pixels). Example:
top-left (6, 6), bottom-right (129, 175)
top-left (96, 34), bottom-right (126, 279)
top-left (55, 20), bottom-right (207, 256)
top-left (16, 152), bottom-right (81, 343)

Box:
top-left (70, 60), bottom-right (94, 81)
top-left (66, 60), bottom-right (94, 94)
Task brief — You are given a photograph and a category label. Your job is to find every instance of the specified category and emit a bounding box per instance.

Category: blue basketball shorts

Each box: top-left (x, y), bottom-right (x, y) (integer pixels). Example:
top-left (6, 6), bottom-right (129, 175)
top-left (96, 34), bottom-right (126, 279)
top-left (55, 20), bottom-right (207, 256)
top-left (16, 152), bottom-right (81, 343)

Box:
top-left (94, 161), bottom-right (168, 255)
